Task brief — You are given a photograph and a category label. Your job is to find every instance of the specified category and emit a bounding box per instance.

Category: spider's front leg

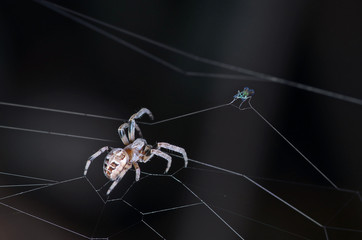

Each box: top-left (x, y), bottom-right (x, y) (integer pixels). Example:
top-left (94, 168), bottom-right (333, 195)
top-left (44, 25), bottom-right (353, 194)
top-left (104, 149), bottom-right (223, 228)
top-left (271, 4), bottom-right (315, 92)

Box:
top-left (142, 143), bottom-right (188, 174)
top-left (157, 142), bottom-right (188, 168)
top-left (149, 149), bottom-right (172, 173)
top-left (118, 121), bottom-right (145, 144)
top-left (118, 123), bottom-right (130, 145)
top-left (129, 108), bottom-right (154, 122)
top-left (84, 146), bottom-right (111, 175)
top-left (128, 108), bottom-right (154, 142)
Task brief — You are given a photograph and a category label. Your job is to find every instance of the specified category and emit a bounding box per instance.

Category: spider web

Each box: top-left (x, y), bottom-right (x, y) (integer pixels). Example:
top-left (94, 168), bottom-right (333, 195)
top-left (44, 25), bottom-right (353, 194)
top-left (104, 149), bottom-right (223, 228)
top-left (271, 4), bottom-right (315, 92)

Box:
top-left (0, 0), bottom-right (361, 239)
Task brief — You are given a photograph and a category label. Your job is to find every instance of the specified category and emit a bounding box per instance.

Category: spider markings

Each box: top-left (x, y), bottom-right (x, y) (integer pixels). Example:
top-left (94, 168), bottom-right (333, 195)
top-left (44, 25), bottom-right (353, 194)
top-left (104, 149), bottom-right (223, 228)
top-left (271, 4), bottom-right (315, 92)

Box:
top-left (83, 108), bottom-right (188, 195)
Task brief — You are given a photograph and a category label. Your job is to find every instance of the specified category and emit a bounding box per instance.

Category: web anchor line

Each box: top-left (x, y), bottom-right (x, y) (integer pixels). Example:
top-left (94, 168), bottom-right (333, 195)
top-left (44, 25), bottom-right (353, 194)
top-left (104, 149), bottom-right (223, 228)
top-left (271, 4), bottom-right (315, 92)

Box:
top-left (142, 220), bottom-right (166, 239)
top-left (34, 0), bottom-right (362, 106)
top-left (91, 198), bottom-right (108, 239)
top-left (324, 227), bottom-right (330, 240)
top-left (248, 102), bottom-right (339, 190)
top-left (0, 201), bottom-right (92, 239)
top-left (0, 100), bottom-right (233, 142)
top-left (0, 101), bottom-right (230, 127)
top-left (0, 101), bottom-right (126, 122)
top-left (142, 202), bottom-right (203, 215)
top-left (0, 176), bottom-right (91, 239)
top-left (0, 176), bottom-right (85, 201)
top-left (0, 125), bottom-right (116, 143)
top-left (0, 171), bottom-right (57, 183)
top-left (0, 183), bottom-right (51, 188)
top-left (140, 103), bottom-right (231, 125)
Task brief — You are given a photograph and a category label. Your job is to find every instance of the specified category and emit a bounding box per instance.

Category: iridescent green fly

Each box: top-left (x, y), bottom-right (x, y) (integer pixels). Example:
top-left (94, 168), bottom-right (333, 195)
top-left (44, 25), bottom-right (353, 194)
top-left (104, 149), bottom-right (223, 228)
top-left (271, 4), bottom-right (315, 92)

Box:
top-left (230, 87), bottom-right (255, 108)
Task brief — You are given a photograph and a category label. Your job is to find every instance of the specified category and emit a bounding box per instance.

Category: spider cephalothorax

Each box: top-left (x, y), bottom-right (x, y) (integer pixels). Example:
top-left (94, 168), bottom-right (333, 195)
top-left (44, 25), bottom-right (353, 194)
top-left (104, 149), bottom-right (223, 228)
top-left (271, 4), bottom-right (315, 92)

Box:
top-left (84, 108), bottom-right (188, 195)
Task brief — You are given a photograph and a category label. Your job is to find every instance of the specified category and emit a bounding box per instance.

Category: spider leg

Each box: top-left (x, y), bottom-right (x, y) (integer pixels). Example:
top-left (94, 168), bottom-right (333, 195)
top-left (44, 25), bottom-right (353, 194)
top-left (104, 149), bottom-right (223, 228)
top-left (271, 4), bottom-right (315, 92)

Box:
top-left (133, 162), bottom-right (141, 181)
top-left (128, 120), bottom-right (146, 141)
top-left (118, 123), bottom-right (130, 145)
top-left (119, 122), bottom-right (143, 144)
top-left (107, 178), bottom-right (121, 195)
top-left (135, 122), bottom-right (143, 138)
top-left (157, 142), bottom-right (188, 167)
top-left (129, 108), bottom-right (154, 121)
top-left (128, 108), bottom-right (153, 142)
top-left (107, 163), bottom-right (132, 195)
top-left (150, 149), bottom-right (172, 173)
top-left (128, 119), bottom-right (136, 142)
top-left (84, 146), bottom-right (111, 175)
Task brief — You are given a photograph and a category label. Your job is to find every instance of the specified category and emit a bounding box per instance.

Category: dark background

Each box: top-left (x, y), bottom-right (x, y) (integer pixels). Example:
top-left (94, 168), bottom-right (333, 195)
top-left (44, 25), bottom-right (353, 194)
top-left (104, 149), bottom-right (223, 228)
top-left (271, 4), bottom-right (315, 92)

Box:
top-left (0, 0), bottom-right (361, 239)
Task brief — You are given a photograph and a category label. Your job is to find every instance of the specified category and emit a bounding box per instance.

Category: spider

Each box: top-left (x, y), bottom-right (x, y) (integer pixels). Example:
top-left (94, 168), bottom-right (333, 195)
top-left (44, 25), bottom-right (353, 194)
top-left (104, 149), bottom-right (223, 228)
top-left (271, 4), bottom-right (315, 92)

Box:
top-left (83, 108), bottom-right (188, 195)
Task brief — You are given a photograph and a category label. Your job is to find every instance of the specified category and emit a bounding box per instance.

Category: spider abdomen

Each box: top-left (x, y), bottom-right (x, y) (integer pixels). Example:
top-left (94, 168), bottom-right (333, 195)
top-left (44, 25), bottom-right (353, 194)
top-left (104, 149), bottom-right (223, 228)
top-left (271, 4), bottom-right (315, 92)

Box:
top-left (103, 148), bottom-right (131, 181)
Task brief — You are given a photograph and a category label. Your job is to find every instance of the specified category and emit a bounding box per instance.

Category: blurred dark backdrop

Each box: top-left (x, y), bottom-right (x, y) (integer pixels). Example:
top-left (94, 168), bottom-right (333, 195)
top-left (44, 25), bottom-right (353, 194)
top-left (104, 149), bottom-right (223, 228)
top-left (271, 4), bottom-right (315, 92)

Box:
top-left (0, 0), bottom-right (361, 239)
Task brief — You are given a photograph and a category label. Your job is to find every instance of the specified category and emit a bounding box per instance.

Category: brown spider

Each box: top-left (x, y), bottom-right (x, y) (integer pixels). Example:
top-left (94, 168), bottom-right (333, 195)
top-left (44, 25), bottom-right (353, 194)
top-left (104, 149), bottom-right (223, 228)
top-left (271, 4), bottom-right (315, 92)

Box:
top-left (83, 108), bottom-right (188, 195)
